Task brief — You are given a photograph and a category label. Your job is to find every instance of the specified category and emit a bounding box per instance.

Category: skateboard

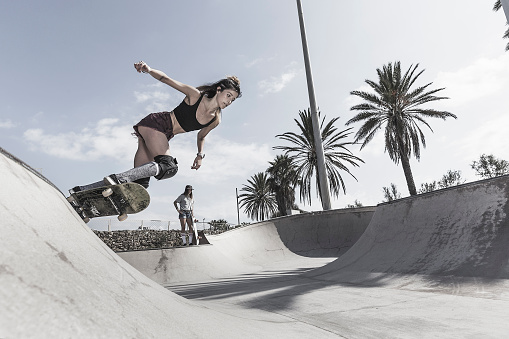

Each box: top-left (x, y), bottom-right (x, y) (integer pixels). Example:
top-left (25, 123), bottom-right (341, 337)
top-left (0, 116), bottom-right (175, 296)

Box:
top-left (67, 182), bottom-right (150, 223)
top-left (192, 220), bottom-right (199, 245)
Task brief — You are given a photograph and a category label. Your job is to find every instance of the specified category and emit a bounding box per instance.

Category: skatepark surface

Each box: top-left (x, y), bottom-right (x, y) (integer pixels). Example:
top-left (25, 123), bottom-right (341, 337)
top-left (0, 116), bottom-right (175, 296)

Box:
top-left (2, 147), bottom-right (509, 338)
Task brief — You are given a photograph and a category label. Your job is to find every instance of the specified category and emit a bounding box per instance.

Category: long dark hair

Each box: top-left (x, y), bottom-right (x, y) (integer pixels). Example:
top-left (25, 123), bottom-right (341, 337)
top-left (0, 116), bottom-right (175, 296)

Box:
top-left (197, 75), bottom-right (242, 99)
top-left (183, 187), bottom-right (193, 199)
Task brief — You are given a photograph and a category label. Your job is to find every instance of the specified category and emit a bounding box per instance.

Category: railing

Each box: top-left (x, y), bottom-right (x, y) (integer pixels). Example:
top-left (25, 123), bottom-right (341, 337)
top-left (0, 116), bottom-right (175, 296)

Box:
top-left (87, 218), bottom-right (233, 233)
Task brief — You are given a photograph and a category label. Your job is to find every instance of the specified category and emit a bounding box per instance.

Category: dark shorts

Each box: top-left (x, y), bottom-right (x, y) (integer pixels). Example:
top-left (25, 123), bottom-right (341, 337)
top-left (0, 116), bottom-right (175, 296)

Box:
top-left (133, 112), bottom-right (175, 141)
top-left (179, 210), bottom-right (192, 219)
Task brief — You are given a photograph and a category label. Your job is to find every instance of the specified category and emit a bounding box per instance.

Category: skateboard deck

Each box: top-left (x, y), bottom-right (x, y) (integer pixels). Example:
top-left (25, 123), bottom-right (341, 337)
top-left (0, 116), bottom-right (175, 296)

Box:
top-left (67, 182), bottom-right (150, 223)
top-left (192, 220), bottom-right (199, 245)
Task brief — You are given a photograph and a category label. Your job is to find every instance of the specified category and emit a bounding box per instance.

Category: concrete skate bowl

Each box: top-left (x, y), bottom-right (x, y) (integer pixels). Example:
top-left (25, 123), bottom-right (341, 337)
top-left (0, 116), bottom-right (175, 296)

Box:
top-left (0, 148), bottom-right (343, 338)
top-left (3, 145), bottom-right (509, 338)
top-left (118, 207), bottom-right (375, 285)
top-left (162, 174), bottom-right (509, 337)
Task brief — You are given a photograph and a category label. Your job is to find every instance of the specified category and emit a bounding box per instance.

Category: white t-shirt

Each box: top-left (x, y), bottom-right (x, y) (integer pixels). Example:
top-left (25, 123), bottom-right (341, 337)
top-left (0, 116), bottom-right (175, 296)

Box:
top-left (175, 194), bottom-right (193, 211)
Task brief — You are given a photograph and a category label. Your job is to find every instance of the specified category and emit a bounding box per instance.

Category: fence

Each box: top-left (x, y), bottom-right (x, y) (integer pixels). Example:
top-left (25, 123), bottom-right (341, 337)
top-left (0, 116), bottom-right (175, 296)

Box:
top-left (87, 218), bottom-right (235, 233)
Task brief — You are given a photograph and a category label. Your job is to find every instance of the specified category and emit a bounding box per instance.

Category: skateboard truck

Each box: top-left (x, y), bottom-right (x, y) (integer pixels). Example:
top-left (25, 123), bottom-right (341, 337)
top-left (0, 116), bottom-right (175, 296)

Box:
top-left (102, 188), bottom-right (128, 221)
top-left (67, 195), bottom-right (91, 223)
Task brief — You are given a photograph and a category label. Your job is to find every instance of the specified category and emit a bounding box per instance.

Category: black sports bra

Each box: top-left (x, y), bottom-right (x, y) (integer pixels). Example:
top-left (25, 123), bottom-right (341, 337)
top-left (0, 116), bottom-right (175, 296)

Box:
top-left (173, 94), bottom-right (217, 132)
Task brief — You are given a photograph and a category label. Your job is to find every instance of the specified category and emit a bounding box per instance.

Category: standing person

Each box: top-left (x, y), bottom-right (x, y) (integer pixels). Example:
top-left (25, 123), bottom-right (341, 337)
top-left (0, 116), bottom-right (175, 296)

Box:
top-left (174, 185), bottom-right (195, 245)
top-left (69, 61), bottom-right (241, 193)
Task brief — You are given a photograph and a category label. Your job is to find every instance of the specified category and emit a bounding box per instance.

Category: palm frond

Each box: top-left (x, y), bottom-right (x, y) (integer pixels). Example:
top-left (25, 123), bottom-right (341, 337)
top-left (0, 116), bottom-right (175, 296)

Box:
top-left (274, 108), bottom-right (364, 204)
top-left (238, 172), bottom-right (277, 221)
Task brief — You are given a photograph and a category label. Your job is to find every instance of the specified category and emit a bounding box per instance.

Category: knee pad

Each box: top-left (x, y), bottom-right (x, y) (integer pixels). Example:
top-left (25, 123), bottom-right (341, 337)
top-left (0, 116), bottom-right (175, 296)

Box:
top-left (154, 155), bottom-right (178, 180)
top-left (134, 177), bottom-right (150, 189)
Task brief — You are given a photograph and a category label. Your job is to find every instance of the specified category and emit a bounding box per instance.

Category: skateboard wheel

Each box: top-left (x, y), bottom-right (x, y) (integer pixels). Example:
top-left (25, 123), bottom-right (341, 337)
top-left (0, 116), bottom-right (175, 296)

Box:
top-left (102, 188), bottom-right (113, 197)
top-left (118, 213), bottom-right (128, 222)
top-left (83, 217), bottom-right (90, 223)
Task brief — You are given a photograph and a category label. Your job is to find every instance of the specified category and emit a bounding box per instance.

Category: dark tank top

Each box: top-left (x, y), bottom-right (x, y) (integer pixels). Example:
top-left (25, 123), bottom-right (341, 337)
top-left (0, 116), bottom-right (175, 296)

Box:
top-left (173, 94), bottom-right (217, 132)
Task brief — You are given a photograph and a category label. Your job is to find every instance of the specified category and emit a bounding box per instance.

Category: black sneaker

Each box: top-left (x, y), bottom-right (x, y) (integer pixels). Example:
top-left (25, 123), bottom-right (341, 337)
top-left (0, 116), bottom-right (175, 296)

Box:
top-left (68, 186), bottom-right (82, 195)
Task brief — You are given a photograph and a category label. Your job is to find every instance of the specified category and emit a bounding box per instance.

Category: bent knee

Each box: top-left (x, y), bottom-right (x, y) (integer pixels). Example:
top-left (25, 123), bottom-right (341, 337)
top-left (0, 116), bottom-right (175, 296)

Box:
top-left (154, 155), bottom-right (178, 180)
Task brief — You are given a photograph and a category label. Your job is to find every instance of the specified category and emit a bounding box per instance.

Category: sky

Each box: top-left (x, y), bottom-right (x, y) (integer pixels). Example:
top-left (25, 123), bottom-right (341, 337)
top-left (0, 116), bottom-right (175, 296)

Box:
top-left (1, 0), bottom-right (508, 231)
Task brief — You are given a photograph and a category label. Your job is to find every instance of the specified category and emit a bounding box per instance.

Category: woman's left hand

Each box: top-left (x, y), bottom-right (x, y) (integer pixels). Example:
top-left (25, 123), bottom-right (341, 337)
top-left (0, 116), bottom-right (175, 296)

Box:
top-left (191, 156), bottom-right (202, 170)
top-left (134, 61), bottom-right (151, 74)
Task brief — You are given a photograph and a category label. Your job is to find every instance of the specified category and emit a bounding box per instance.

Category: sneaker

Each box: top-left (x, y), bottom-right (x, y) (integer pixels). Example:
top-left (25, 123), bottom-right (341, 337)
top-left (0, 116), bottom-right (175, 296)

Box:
top-left (103, 174), bottom-right (120, 186)
top-left (68, 186), bottom-right (82, 195)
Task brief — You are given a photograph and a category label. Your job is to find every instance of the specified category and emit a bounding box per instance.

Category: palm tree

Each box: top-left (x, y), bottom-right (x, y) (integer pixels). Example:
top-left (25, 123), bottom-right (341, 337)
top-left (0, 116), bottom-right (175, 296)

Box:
top-left (275, 109), bottom-right (364, 205)
top-left (493, 0), bottom-right (509, 51)
top-left (266, 154), bottom-right (298, 216)
top-left (346, 61), bottom-right (456, 195)
top-left (238, 172), bottom-right (278, 221)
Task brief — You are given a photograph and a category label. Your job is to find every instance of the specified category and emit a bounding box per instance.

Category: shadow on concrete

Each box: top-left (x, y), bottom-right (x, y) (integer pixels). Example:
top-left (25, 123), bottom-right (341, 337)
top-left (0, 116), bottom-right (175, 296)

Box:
top-left (167, 264), bottom-right (509, 312)
top-left (166, 266), bottom-right (387, 312)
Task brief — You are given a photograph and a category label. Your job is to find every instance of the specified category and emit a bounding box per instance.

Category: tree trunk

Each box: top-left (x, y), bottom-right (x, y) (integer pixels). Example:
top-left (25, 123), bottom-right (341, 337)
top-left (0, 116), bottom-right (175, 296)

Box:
top-left (275, 191), bottom-right (287, 216)
top-left (400, 152), bottom-right (417, 195)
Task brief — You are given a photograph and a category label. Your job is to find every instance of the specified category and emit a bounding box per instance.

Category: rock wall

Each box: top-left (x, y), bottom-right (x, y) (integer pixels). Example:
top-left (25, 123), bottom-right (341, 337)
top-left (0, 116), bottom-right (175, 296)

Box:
top-left (93, 230), bottom-right (185, 252)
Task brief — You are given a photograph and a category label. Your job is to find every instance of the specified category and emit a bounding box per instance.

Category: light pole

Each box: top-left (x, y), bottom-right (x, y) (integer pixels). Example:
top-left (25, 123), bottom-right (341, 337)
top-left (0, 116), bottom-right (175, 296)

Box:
top-left (502, 0), bottom-right (509, 23)
top-left (236, 188), bottom-right (240, 225)
top-left (296, 0), bottom-right (331, 210)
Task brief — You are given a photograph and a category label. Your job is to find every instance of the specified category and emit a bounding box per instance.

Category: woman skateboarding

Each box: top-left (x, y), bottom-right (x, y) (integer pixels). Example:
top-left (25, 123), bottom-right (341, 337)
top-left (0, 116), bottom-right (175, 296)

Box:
top-left (70, 61), bottom-right (241, 193)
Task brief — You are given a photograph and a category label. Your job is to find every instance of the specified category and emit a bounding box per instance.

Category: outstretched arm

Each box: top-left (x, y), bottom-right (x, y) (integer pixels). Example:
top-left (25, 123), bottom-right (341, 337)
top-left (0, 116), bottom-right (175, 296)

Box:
top-left (134, 61), bottom-right (200, 99)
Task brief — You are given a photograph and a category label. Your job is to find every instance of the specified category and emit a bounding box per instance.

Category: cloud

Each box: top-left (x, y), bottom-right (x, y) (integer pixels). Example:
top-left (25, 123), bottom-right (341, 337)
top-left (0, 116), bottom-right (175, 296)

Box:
top-left (134, 83), bottom-right (181, 113)
top-left (168, 134), bottom-right (274, 184)
top-left (245, 55), bottom-right (277, 68)
top-left (30, 112), bottom-right (45, 124)
top-left (134, 90), bottom-right (171, 104)
top-left (23, 119), bottom-right (136, 162)
top-left (205, 137), bottom-right (274, 179)
top-left (344, 54), bottom-right (509, 110)
top-left (434, 54), bottom-right (509, 107)
top-left (453, 113), bottom-right (509, 163)
top-left (0, 119), bottom-right (15, 129)
top-left (258, 68), bottom-right (300, 95)
top-left (23, 117), bottom-right (274, 183)
top-left (245, 58), bottom-right (264, 68)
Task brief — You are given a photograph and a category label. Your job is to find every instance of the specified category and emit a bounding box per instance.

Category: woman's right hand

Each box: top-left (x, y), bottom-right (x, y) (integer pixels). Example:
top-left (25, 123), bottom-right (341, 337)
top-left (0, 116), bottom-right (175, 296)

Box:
top-left (134, 61), bottom-right (151, 74)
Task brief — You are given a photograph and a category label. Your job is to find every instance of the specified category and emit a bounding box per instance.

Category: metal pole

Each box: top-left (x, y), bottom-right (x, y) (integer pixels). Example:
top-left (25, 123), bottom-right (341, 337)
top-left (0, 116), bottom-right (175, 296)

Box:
top-left (236, 188), bottom-right (240, 225)
top-left (502, 0), bottom-right (509, 24)
top-left (296, 0), bottom-right (331, 210)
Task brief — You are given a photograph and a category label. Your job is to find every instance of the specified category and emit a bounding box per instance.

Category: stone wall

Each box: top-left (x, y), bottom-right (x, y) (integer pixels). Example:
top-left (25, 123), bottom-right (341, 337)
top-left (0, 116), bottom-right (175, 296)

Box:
top-left (93, 230), bottom-right (185, 252)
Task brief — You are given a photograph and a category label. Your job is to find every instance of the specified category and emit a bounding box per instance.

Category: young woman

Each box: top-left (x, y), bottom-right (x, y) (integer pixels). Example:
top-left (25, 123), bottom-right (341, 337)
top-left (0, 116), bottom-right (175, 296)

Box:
top-left (173, 185), bottom-right (195, 240)
top-left (70, 61), bottom-right (241, 192)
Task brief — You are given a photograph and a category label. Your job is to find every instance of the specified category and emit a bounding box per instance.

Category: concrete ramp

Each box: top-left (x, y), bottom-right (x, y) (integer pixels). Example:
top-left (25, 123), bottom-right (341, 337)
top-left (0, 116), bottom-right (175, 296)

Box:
top-left (308, 175), bottom-right (509, 296)
top-left (0, 149), bottom-right (339, 338)
top-left (118, 207), bottom-right (374, 285)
